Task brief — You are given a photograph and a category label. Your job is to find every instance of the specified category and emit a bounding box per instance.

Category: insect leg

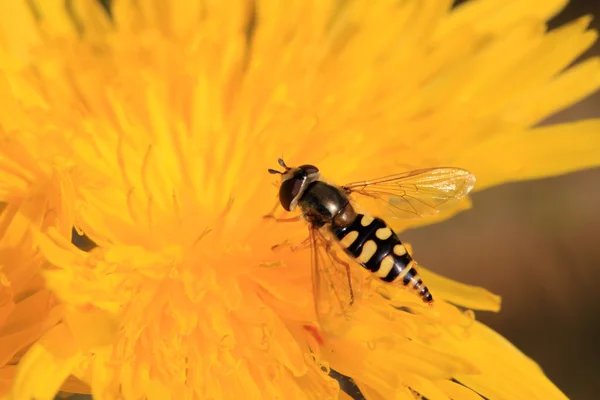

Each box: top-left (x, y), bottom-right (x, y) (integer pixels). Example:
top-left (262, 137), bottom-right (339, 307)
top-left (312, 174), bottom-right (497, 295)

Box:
top-left (323, 237), bottom-right (356, 306)
top-left (263, 199), bottom-right (303, 223)
top-left (263, 198), bottom-right (282, 218)
top-left (271, 236), bottom-right (312, 252)
top-left (263, 215), bottom-right (303, 223)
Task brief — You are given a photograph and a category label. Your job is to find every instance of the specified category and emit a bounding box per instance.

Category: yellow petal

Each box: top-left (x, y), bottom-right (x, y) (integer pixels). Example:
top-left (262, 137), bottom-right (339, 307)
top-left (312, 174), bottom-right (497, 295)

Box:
top-left (434, 0), bottom-right (567, 39)
top-left (0, 365), bottom-right (16, 395)
top-left (29, 0), bottom-right (77, 37)
top-left (10, 324), bottom-right (81, 400)
top-left (58, 376), bottom-right (90, 395)
top-left (453, 322), bottom-right (568, 400)
top-left (435, 380), bottom-right (484, 400)
top-left (0, 290), bottom-right (62, 366)
top-left (0, 201), bottom-right (67, 399)
top-left (64, 306), bottom-right (119, 352)
top-left (418, 267), bottom-right (501, 312)
top-left (459, 119), bottom-right (600, 190)
top-left (511, 57), bottom-right (600, 126)
top-left (69, 0), bottom-right (112, 41)
top-left (0, 0), bottom-right (41, 66)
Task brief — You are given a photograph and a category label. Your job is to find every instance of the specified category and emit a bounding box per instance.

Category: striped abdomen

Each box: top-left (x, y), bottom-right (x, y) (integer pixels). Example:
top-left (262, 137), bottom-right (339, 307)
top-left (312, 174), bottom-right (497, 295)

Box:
top-left (331, 214), bottom-right (433, 303)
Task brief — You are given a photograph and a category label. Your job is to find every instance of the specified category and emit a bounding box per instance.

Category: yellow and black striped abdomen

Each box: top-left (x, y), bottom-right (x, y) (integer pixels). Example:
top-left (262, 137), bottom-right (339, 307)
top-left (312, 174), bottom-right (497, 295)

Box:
top-left (331, 214), bottom-right (433, 303)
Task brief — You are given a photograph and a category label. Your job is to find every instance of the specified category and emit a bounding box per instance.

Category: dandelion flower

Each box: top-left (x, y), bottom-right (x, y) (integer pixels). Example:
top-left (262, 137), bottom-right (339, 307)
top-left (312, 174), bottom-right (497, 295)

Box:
top-left (0, 200), bottom-right (73, 396)
top-left (1, 0), bottom-right (600, 399)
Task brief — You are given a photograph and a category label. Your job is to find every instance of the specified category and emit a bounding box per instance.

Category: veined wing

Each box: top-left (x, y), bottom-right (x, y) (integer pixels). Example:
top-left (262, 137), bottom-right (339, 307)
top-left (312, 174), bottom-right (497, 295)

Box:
top-left (309, 227), bottom-right (363, 337)
top-left (342, 167), bottom-right (476, 220)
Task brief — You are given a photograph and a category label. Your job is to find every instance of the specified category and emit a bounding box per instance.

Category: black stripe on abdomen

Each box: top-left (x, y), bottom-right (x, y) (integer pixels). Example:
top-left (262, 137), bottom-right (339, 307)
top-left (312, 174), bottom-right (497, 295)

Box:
top-left (332, 214), bottom-right (433, 303)
top-left (332, 214), bottom-right (410, 274)
top-left (332, 214), bottom-right (384, 259)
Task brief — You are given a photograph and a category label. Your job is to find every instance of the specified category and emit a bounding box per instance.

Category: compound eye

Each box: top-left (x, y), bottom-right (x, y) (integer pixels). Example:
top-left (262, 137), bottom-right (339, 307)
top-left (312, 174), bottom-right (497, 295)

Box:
top-left (279, 177), bottom-right (303, 211)
top-left (299, 164), bottom-right (319, 175)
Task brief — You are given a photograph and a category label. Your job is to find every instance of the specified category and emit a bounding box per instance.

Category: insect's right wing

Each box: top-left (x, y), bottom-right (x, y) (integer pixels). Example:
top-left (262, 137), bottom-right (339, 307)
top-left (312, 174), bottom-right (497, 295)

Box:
top-left (342, 167), bottom-right (476, 220)
top-left (309, 227), bottom-right (363, 337)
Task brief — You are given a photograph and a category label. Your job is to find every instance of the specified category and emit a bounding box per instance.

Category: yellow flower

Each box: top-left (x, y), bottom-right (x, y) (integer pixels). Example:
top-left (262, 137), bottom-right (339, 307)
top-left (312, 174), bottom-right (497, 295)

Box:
top-left (0, 205), bottom-right (58, 395)
top-left (1, 0), bottom-right (599, 399)
top-left (0, 194), bottom-right (85, 397)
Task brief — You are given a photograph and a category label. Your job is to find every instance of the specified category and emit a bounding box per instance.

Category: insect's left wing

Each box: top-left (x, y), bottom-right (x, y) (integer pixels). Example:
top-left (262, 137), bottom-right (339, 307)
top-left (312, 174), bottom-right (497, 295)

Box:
top-left (309, 227), bottom-right (363, 337)
top-left (342, 167), bottom-right (476, 220)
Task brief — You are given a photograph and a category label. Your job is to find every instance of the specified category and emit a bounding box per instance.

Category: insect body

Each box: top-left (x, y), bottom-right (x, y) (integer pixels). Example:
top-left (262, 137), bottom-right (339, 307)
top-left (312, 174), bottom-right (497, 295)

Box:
top-left (268, 159), bottom-right (475, 333)
top-left (289, 173), bottom-right (432, 302)
top-left (334, 214), bottom-right (431, 302)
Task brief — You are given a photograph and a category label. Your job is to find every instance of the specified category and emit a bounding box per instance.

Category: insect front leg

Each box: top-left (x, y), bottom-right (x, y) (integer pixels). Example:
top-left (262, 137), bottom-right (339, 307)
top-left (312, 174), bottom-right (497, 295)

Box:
top-left (263, 214), bottom-right (303, 223)
top-left (263, 199), bottom-right (303, 223)
top-left (271, 236), bottom-right (312, 252)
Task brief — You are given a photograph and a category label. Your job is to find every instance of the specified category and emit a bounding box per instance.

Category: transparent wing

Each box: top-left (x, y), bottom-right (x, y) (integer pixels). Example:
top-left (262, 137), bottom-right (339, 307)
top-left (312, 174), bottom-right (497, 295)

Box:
top-left (342, 167), bottom-right (476, 220)
top-left (309, 227), bottom-right (363, 337)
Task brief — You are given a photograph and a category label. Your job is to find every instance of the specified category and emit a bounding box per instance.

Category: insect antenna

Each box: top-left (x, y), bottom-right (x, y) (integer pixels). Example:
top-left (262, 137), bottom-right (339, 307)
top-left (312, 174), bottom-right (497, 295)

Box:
top-left (278, 158), bottom-right (289, 169)
top-left (269, 158), bottom-right (291, 174)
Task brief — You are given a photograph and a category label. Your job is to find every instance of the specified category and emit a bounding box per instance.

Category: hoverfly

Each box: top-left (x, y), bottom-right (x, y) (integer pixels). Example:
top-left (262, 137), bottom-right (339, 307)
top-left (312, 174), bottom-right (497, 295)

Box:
top-left (267, 159), bottom-right (475, 334)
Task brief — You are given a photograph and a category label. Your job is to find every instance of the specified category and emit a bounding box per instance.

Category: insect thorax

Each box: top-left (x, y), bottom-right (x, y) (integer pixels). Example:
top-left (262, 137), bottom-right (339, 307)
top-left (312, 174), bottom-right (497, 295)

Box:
top-left (298, 181), bottom-right (357, 228)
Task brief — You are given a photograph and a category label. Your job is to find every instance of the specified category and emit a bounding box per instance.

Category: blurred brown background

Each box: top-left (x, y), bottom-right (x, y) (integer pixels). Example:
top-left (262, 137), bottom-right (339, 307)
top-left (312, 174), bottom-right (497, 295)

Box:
top-left (403, 2), bottom-right (600, 399)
